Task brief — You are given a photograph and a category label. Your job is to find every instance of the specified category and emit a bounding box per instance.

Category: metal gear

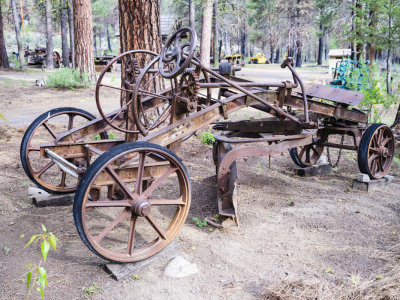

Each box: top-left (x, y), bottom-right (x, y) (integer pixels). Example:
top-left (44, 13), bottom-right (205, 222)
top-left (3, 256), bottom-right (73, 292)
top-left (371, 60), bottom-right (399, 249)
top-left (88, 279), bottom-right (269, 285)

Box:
top-left (123, 54), bottom-right (140, 88)
top-left (178, 70), bottom-right (200, 112)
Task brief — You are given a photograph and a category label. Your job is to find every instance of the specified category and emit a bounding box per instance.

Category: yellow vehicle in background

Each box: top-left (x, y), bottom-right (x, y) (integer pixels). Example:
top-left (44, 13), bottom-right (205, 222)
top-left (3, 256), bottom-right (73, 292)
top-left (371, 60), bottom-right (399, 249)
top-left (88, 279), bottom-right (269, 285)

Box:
top-left (249, 53), bottom-right (270, 64)
top-left (224, 53), bottom-right (245, 66)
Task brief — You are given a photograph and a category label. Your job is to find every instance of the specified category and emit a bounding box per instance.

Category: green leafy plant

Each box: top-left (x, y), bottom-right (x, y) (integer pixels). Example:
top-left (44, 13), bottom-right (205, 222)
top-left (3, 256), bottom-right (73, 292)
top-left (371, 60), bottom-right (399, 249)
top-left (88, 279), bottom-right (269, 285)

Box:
top-left (346, 60), bottom-right (399, 123)
top-left (24, 224), bottom-right (58, 300)
top-left (47, 67), bottom-right (92, 89)
top-left (82, 282), bottom-right (100, 296)
top-left (193, 217), bottom-right (208, 227)
top-left (200, 130), bottom-right (215, 146)
top-left (9, 54), bottom-right (25, 71)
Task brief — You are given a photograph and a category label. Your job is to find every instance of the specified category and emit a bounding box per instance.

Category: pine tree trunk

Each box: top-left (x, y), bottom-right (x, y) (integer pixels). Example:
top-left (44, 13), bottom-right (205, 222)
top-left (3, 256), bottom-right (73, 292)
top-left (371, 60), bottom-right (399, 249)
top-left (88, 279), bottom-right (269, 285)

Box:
top-left (11, 0), bottom-right (23, 65)
top-left (296, 40), bottom-right (302, 68)
top-left (119, 0), bottom-right (161, 53)
top-left (73, 0), bottom-right (95, 80)
top-left (213, 0), bottom-right (219, 64)
top-left (0, 1), bottom-right (9, 68)
top-left (106, 24), bottom-right (112, 53)
top-left (189, 0), bottom-right (195, 28)
top-left (45, 0), bottom-right (54, 69)
top-left (60, 0), bottom-right (69, 67)
top-left (200, 0), bottom-right (213, 68)
top-left (275, 48), bottom-right (280, 63)
top-left (67, 0), bottom-right (75, 68)
top-left (317, 24), bottom-right (324, 65)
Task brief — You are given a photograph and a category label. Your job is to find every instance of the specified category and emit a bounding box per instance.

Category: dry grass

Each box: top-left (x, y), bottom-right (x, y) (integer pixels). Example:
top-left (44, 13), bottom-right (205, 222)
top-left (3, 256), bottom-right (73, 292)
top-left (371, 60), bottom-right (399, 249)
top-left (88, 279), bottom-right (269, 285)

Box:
top-left (261, 244), bottom-right (400, 300)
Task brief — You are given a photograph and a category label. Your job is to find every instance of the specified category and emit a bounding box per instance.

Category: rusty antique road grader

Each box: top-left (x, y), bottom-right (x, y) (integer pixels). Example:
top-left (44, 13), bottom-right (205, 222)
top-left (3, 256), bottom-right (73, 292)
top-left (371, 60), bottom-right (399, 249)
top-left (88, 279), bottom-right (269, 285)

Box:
top-left (20, 27), bottom-right (396, 263)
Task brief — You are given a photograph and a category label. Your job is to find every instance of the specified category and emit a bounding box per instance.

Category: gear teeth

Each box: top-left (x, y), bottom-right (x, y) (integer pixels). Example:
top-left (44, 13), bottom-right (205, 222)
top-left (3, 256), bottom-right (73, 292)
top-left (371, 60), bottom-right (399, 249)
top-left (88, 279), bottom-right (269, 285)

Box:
top-left (179, 70), bottom-right (200, 102)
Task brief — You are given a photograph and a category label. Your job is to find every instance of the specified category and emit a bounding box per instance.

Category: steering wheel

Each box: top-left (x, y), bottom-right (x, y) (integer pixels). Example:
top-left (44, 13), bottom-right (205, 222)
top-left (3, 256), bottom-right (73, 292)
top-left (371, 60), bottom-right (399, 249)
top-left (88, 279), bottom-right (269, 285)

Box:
top-left (159, 27), bottom-right (197, 79)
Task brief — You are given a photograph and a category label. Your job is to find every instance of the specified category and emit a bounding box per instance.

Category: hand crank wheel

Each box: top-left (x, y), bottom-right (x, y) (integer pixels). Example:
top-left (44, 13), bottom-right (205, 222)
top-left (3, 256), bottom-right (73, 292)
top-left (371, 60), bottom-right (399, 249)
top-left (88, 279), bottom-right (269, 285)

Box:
top-left (358, 123), bottom-right (394, 179)
top-left (159, 26), bottom-right (197, 79)
top-left (20, 107), bottom-right (106, 193)
top-left (132, 56), bottom-right (178, 136)
top-left (95, 50), bottom-right (160, 134)
top-left (73, 142), bottom-right (191, 263)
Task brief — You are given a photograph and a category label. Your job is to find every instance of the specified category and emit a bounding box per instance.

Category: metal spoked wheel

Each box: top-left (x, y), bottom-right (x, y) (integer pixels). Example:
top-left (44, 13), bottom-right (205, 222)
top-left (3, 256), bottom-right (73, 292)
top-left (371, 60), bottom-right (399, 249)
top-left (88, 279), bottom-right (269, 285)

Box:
top-left (358, 123), bottom-right (394, 179)
top-left (73, 142), bottom-right (191, 262)
top-left (132, 56), bottom-right (178, 136)
top-left (20, 107), bottom-right (106, 193)
top-left (289, 135), bottom-right (324, 168)
top-left (95, 50), bottom-right (162, 134)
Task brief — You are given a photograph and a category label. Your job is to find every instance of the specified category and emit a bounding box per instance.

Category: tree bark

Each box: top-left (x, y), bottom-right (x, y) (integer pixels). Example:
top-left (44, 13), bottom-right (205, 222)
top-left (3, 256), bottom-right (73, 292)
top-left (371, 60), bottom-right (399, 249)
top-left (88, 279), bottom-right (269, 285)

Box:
top-left (73, 0), bottom-right (95, 80)
top-left (200, 0), bottom-right (213, 68)
top-left (0, 1), bottom-right (9, 68)
top-left (317, 23), bottom-right (324, 65)
top-left (45, 0), bottom-right (54, 69)
top-left (67, 0), bottom-right (75, 68)
top-left (60, 0), bottom-right (69, 67)
top-left (275, 48), bottom-right (280, 63)
top-left (11, 0), bottom-right (23, 65)
top-left (213, 0), bottom-right (219, 64)
top-left (106, 23), bottom-right (112, 53)
top-left (189, 0), bottom-right (195, 28)
top-left (296, 40), bottom-right (302, 67)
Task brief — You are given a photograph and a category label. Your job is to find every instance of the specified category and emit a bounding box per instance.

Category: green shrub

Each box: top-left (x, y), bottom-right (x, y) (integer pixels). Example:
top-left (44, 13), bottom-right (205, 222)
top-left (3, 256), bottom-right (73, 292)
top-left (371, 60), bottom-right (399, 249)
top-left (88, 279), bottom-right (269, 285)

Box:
top-left (46, 67), bottom-right (92, 89)
top-left (200, 130), bottom-right (215, 146)
top-left (346, 60), bottom-right (399, 123)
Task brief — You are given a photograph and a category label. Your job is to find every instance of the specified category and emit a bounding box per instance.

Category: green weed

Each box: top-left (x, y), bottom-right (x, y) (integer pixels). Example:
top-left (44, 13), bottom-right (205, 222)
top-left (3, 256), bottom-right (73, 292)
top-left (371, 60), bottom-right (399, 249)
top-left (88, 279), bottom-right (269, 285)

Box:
top-left (47, 67), bottom-right (92, 89)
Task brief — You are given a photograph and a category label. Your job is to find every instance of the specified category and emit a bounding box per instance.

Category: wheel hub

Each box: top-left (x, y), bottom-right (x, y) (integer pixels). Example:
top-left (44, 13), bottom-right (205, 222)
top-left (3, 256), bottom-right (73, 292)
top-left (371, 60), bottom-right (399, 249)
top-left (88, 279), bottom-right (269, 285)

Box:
top-left (380, 147), bottom-right (389, 158)
top-left (131, 199), bottom-right (151, 217)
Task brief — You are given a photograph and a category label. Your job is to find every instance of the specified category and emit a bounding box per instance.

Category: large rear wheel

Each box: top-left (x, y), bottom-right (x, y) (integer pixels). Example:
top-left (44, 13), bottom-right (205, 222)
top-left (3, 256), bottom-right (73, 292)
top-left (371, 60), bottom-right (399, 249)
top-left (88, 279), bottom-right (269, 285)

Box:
top-left (73, 142), bottom-right (191, 262)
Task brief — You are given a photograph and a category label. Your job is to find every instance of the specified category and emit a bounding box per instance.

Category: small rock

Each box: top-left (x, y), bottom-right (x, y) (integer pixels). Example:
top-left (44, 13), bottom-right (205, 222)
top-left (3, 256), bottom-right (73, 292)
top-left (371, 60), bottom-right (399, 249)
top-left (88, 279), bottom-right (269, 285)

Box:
top-left (357, 173), bottom-right (370, 182)
top-left (285, 272), bottom-right (289, 276)
top-left (8, 222), bottom-right (14, 226)
top-left (164, 256), bottom-right (199, 278)
top-left (384, 175), bottom-right (394, 182)
top-left (317, 155), bottom-right (328, 165)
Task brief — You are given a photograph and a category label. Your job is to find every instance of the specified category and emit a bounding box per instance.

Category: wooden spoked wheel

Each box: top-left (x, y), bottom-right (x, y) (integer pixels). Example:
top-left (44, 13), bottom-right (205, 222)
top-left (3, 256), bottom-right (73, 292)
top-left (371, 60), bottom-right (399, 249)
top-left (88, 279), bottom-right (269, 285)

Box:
top-left (20, 107), bottom-right (106, 194)
top-left (132, 56), bottom-right (178, 136)
top-left (95, 50), bottom-right (162, 134)
top-left (358, 123), bottom-right (394, 179)
top-left (73, 142), bottom-right (191, 262)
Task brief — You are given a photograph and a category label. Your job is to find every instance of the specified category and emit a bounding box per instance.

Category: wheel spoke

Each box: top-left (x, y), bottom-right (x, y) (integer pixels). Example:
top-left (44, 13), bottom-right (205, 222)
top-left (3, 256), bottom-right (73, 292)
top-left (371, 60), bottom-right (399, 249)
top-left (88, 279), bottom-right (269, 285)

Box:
top-left (371, 158), bottom-right (378, 174)
top-left (135, 152), bottom-right (146, 194)
top-left (382, 137), bottom-right (391, 147)
top-left (106, 166), bottom-right (136, 200)
top-left (368, 153), bottom-right (379, 164)
top-left (126, 215), bottom-right (138, 255)
top-left (148, 198), bottom-right (185, 206)
top-left (68, 114), bottom-right (74, 130)
top-left (377, 158), bottom-right (384, 172)
top-left (35, 161), bottom-right (55, 178)
top-left (298, 147), bottom-right (306, 160)
top-left (138, 89), bottom-right (171, 101)
top-left (100, 83), bottom-right (133, 94)
top-left (28, 146), bottom-right (40, 152)
top-left (59, 171), bottom-right (67, 187)
top-left (145, 215), bottom-right (167, 240)
top-left (305, 147), bottom-right (311, 163)
top-left (148, 104), bottom-right (171, 131)
top-left (94, 208), bottom-right (131, 243)
top-left (141, 167), bottom-right (178, 199)
top-left (42, 121), bottom-right (57, 139)
top-left (377, 128), bottom-right (384, 144)
top-left (86, 200), bottom-right (131, 208)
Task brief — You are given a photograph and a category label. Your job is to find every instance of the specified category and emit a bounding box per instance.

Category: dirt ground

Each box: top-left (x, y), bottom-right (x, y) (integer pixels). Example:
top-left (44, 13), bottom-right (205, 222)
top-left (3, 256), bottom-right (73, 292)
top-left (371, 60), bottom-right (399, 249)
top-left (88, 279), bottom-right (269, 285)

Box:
top-left (0, 65), bottom-right (399, 300)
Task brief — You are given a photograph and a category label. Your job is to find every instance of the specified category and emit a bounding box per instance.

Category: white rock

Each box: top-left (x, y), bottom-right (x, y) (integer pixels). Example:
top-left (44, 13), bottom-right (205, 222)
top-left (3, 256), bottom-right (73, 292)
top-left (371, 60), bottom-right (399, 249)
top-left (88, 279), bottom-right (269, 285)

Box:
top-left (317, 155), bottom-right (328, 165)
top-left (357, 173), bottom-right (370, 182)
top-left (164, 256), bottom-right (199, 278)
